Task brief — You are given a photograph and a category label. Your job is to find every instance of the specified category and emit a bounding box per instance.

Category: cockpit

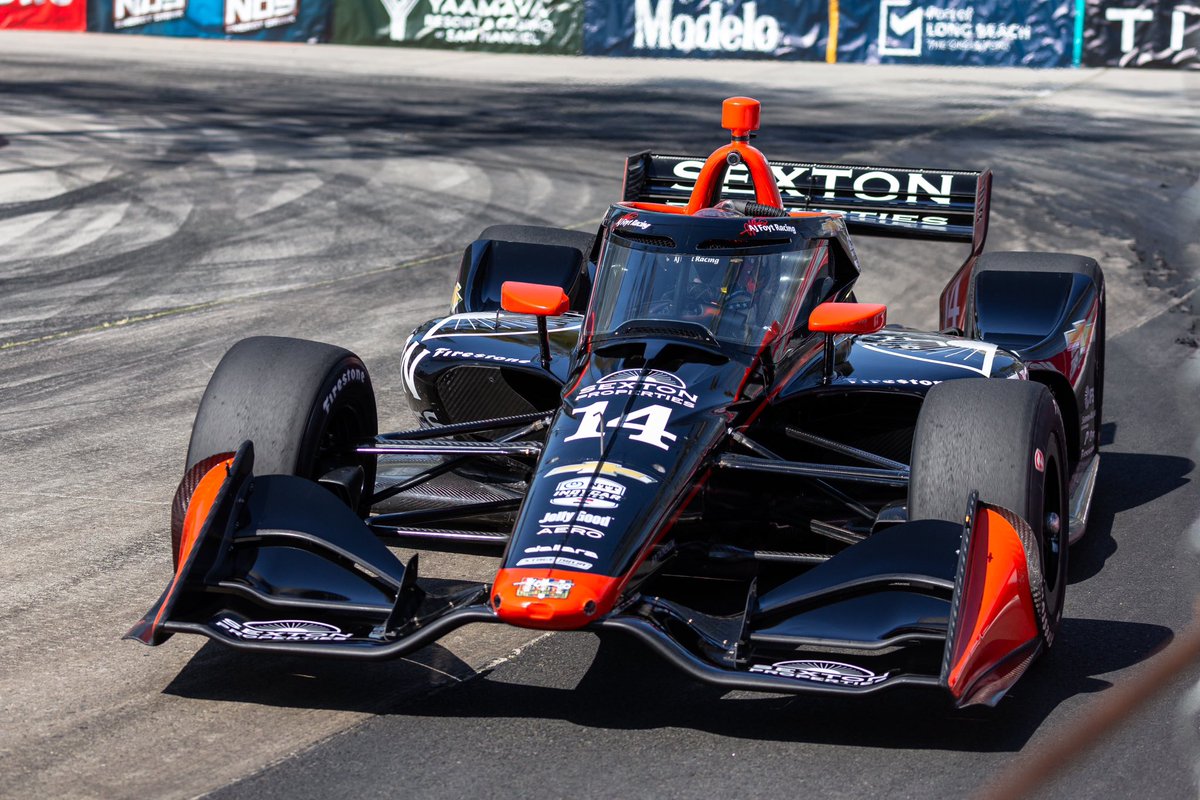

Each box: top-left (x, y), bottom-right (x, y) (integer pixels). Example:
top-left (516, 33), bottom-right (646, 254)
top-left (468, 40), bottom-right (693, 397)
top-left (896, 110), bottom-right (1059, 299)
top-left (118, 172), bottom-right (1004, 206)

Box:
top-left (588, 215), bottom-right (826, 348)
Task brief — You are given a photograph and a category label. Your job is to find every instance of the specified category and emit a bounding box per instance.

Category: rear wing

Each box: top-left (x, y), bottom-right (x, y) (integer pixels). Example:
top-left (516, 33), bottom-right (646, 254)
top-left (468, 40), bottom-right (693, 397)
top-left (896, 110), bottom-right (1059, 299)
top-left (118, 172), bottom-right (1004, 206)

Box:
top-left (622, 151), bottom-right (991, 249)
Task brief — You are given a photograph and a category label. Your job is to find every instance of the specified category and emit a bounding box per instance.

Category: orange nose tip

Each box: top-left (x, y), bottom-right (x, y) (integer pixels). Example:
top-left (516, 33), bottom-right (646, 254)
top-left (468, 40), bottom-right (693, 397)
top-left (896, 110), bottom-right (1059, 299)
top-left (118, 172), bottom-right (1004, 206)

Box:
top-left (491, 568), bottom-right (620, 630)
top-left (721, 96), bottom-right (760, 137)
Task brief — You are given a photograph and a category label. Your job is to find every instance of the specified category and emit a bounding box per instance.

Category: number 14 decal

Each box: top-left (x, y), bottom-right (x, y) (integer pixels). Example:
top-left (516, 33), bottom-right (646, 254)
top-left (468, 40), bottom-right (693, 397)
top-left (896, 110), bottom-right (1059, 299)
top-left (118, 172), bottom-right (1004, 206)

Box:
top-left (564, 402), bottom-right (677, 451)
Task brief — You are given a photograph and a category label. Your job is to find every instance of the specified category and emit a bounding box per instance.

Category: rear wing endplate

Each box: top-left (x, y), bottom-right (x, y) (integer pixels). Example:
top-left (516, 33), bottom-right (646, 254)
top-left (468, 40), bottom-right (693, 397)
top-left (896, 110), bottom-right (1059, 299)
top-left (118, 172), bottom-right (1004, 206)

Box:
top-left (623, 151), bottom-right (991, 249)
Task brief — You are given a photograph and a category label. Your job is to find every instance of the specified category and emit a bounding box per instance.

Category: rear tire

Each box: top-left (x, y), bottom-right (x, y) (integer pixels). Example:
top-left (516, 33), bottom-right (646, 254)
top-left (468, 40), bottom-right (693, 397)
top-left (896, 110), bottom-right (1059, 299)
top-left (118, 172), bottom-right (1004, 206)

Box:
top-left (909, 378), bottom-right (1068, 646)
top-left (185, 335), bottom-right (378, 508)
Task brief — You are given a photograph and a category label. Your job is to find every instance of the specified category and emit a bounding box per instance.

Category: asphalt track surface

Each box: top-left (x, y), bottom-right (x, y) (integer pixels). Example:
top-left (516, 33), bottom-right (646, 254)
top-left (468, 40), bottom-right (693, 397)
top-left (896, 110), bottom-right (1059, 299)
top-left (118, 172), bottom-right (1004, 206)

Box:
top-left (1, 32), bottom-right (1198, 799)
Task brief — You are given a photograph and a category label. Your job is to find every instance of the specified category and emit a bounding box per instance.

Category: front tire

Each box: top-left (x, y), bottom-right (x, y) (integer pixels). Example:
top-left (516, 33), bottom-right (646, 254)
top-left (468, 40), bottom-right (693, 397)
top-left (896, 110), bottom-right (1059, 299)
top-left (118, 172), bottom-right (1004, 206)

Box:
top-left (909, 378), bottom-right (1068, 646)
top-left (182, 335), bottom-right (377, 517)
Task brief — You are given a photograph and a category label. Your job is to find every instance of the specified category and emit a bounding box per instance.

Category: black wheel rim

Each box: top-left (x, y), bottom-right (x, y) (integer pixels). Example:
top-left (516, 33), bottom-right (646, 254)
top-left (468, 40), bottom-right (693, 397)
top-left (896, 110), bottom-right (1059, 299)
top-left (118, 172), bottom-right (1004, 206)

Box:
top-left (1042, 447), bottom-right (1066, 597)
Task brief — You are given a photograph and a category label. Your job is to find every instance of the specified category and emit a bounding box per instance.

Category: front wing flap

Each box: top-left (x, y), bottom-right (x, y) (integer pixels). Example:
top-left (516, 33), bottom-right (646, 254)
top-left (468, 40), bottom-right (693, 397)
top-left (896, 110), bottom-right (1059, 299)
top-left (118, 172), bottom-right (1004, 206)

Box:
top-left (125, 442), bottom-right (495, 659)
top-left (604, 495), bottom-right (1045, 707)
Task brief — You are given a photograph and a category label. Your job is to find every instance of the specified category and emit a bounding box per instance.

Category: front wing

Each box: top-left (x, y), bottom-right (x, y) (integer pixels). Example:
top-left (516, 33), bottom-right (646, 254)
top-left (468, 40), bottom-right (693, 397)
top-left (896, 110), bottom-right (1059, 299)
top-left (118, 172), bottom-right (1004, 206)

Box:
top-left (128, 442), bottom-right (1047, 707)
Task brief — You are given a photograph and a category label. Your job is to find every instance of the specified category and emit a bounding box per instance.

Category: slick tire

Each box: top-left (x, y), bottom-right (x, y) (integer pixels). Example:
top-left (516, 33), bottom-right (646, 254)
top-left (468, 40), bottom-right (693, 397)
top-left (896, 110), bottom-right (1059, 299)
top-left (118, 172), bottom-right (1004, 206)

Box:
top-left (173, 337), bottom-right (377, 560)
top-left (908, 378), bottom-right (1068, 647)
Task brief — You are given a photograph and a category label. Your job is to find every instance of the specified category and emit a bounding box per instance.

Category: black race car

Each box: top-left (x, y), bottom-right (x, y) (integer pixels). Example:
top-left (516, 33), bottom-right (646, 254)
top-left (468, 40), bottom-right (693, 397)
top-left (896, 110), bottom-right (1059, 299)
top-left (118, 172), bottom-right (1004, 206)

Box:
top-left (129, 97), bottom-right (1104, 707)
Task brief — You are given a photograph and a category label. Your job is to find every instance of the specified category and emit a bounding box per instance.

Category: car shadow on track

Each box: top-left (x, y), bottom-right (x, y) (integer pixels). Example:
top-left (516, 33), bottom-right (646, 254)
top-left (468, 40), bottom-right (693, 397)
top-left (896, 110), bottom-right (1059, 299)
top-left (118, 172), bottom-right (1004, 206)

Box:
top-left (158, 438), bottom-right (1189, 753)
top-left (387, 619), bottom-right (1173, 754)
top-left (1069, 444), bottom-right (1195, 584)
top-left (162, 639), bottom-right (476, 713)
top-left (163, 612), bottom-right (1172, 755)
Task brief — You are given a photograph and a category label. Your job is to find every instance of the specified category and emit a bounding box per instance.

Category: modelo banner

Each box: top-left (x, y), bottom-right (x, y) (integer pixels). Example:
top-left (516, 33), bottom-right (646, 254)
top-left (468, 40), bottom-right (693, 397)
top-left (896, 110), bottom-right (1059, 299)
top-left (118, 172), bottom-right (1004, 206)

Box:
top-left (333, 0), bottom-right (583, 54)
top-left (835, 0), bottom-right (1074, 66)
top-left (0, 0), bottom-right (86, 29)
top-left (87, 0), bottom-right (331, 39)
top-left (1083, 0), bottom-right (1199, 67)
top-left (583, 0), bottom-right (829, 61)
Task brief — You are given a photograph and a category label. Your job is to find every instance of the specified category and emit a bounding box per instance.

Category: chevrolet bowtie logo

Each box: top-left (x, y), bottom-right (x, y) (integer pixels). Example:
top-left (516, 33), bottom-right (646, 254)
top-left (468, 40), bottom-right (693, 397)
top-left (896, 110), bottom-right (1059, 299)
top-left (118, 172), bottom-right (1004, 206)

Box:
top-left (546, 461), bottom-right (657, 484)
top-left (1063, 319), bottom-right (1094, 351)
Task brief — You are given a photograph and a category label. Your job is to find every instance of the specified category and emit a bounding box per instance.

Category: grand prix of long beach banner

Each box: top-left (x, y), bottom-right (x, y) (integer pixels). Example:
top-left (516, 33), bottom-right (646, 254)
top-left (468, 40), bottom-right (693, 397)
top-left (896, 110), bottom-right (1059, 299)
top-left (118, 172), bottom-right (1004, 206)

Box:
top-left (835, 0), bottom-right (1074, 66)
top-left (1082, 0), bottom-right (1199, 67)
top-left (87, 0), bottom-right (331, 39)
top-left (333, 0), bottom-right (584, 53)
top-left (0, 0), bottom-right (86, 29)
top-left (583, 0), bottom-right (829, 60)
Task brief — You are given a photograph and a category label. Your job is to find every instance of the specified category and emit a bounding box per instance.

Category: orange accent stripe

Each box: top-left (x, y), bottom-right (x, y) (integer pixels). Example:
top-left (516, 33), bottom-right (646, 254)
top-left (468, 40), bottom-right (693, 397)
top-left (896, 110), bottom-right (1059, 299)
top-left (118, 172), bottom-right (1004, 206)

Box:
top-left (501, 281), bottom-right (569, 316)
top-left (946, 508), bottom-right (1040, 695)
top-left (686, 141), bottom-right (784, 214)
top-left (808, 302), bottom-right (887, 334)
top-left (152, 459), bottom-right (233, 632)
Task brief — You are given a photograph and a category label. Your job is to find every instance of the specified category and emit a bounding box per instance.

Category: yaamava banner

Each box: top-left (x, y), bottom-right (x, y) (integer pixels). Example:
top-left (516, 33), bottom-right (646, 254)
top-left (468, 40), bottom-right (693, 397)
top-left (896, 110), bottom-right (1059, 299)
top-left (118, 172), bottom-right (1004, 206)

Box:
top-left (333, 0), bottom-right (584, 54)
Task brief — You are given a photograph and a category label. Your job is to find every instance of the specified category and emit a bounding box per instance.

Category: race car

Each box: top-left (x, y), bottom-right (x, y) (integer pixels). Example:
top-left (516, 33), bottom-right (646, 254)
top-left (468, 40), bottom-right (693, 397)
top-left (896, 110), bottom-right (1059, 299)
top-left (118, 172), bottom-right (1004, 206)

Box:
top-left (128, 97), bottom-right (1104, 707)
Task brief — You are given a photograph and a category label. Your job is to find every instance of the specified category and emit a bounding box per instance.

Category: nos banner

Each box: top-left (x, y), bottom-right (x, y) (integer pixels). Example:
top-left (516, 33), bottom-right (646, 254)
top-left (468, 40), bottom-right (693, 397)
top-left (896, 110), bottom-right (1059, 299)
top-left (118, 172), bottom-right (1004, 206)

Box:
top-left (87, 0), bottom-right (332, 40)
top-left (1083, 0), bottom-right (1199, 67)
top-left (836, 0), bottom-right (1074, 66)
top-left (333, 0), bottom-right (584, 53)
top-left (1, 0), bottom-right (86, 29)
top-left (583, 0), bottom-right (829, 61)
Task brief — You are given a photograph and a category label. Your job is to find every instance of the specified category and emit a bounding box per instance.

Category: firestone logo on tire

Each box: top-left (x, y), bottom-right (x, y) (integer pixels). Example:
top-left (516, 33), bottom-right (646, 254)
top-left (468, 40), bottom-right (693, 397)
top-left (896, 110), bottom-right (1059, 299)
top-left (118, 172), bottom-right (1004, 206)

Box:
top-left (322, 367), bottom-right (366, 414)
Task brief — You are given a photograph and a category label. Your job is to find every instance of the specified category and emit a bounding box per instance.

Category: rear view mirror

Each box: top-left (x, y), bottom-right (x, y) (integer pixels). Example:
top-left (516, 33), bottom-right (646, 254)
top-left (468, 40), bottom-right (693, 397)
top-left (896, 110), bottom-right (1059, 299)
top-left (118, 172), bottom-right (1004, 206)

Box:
top-left (500, 281), bottom-right (569, 370)
top-left (501, 281), bottom-right (569, 317)
top-left (808, 302), bottom-right (887, 334)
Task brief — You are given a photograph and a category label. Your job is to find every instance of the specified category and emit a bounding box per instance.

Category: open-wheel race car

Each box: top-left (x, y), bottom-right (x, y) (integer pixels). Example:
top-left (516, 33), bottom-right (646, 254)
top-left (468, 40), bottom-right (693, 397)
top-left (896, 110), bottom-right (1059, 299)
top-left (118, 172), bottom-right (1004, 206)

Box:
top-left (129, 97), bottom-right (1105, 707)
